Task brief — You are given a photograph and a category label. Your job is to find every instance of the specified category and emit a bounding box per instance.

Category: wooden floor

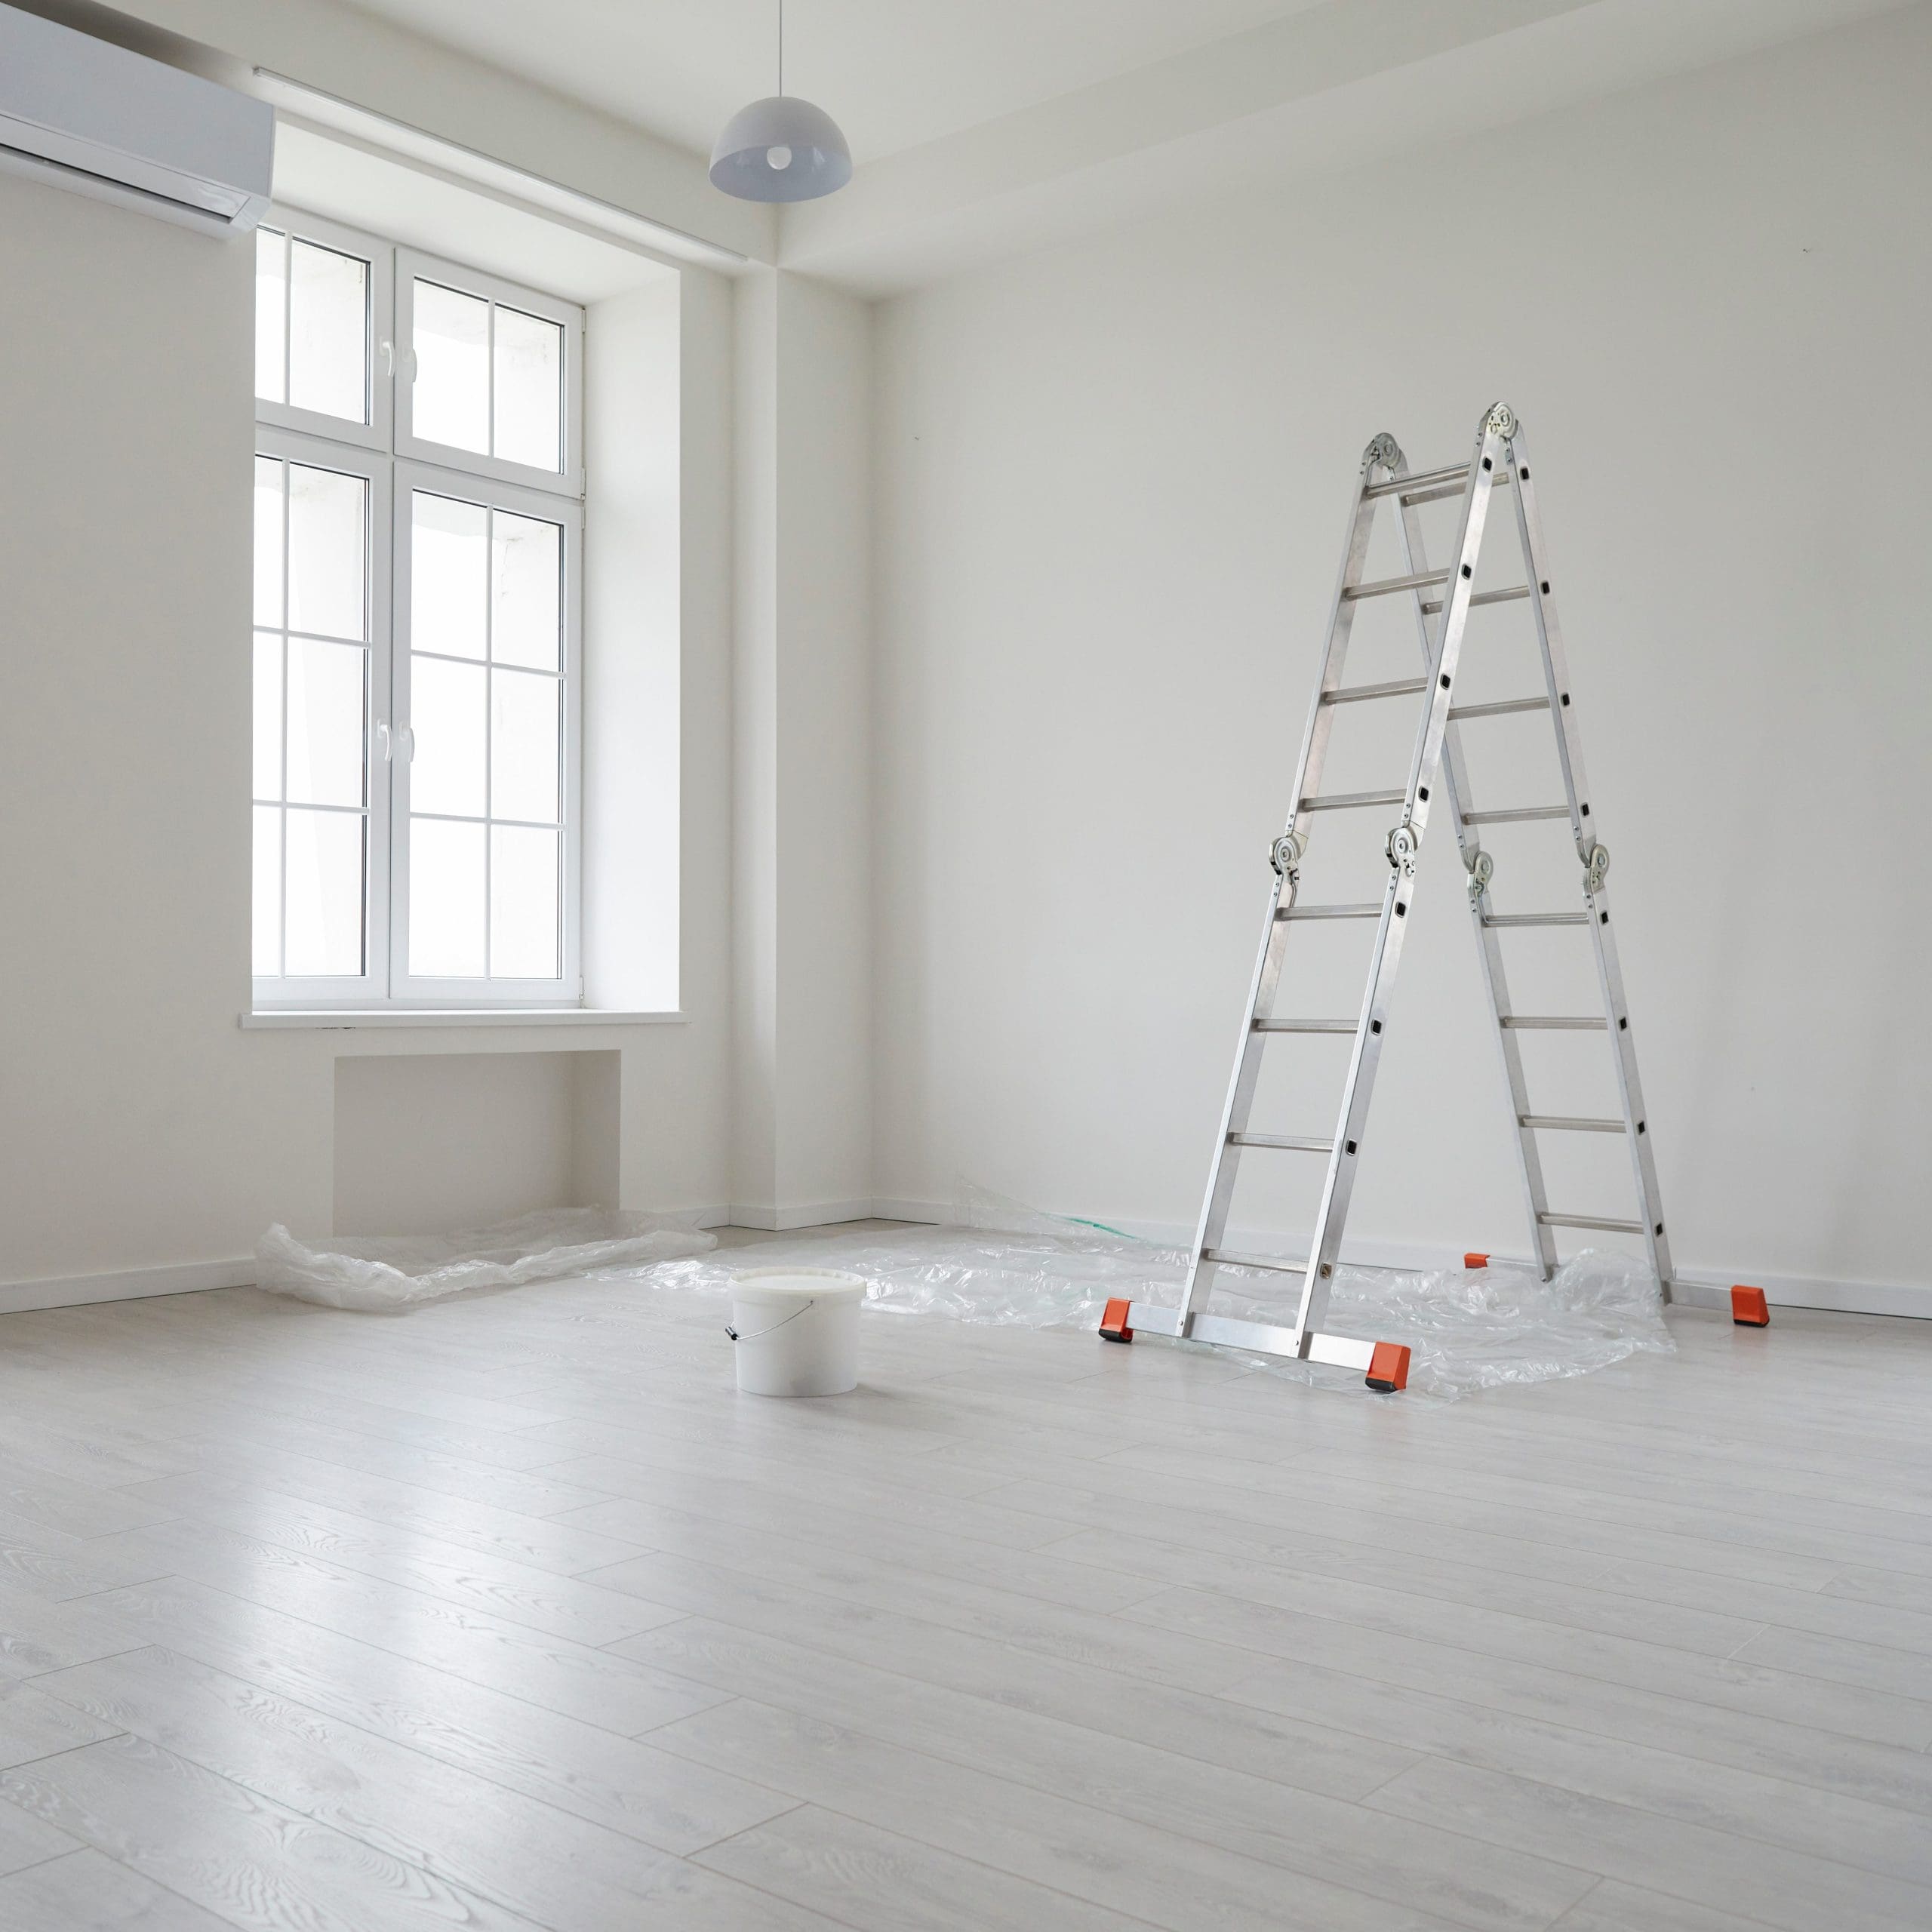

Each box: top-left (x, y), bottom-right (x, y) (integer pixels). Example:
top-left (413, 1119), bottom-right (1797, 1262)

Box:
top-left (0, 1232), bottom-right (1927, 1930)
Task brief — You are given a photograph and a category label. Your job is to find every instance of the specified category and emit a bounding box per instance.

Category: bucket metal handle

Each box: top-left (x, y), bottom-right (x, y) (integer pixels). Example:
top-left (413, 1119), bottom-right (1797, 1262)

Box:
top-left (726, 1297), bottom-right (817, 1343)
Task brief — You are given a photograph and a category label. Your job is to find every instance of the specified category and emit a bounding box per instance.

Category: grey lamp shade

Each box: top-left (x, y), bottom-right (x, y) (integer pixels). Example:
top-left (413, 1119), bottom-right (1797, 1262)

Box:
top-left (710, 94), bottom-right (852, 202)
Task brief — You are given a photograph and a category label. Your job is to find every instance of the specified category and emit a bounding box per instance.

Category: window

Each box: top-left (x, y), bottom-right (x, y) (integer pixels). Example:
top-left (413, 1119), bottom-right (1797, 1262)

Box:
top-left (252, 213), bottom-right (583, 1008)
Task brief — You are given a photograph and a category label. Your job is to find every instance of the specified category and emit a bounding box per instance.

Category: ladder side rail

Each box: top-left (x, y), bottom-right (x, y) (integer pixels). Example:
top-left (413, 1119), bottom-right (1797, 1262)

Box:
top-left (1174, 444), bottom-right (1390, 1336)
top-left (1279, 438), bottom-right (1407, 863)
top-left (1506, 428), bottom-right (1676, 1296)
top-left (1288, 411), bottom-right (1510, 1349)
top-left (1392, 493), bottom-right (1560, 1281)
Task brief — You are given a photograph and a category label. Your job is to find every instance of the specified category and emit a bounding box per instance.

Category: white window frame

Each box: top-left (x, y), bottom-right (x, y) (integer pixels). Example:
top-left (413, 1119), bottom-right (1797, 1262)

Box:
top-left (395, 250), bottom-right (586, 498)
top-left (390, 460), bottom-right (584, 1008)
top-left (251, 207), bottom-right (585, 1014)
top-left (253, 210), bottom-right (394, 454)
top-left (252, 427), bottom-right (392, 1008)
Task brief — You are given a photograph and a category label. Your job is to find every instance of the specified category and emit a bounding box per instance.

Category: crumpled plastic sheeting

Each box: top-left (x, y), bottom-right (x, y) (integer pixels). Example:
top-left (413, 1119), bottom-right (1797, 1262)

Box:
top-left (629, 1186), bottom-right (1672, 1401)
top-left (257, 1208), bottom-right (715, 1312)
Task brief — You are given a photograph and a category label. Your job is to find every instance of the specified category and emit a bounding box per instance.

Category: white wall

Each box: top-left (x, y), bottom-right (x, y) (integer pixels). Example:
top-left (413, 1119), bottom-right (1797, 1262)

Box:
top-left (870, 7), bottom-right (1932, 1306)
top-left (731, 269), bottom-right (875, 1227)
top-left (334, 1051), bottom-right (620, 1235)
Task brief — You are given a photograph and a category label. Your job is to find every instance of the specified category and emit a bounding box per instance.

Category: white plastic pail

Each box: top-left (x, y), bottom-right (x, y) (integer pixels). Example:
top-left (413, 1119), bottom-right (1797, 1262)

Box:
top-left (728, 1267), bottom-right (867, 1396)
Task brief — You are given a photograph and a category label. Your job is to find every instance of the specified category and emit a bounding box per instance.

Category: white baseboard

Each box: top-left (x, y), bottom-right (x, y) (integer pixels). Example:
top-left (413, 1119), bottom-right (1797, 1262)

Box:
top-left (727, 1198), bottom-right (878, 1233)
top-left (0, 1256), bottom-right (255, 1318)
top-left (871, 1197), bottom-right (950, 1226)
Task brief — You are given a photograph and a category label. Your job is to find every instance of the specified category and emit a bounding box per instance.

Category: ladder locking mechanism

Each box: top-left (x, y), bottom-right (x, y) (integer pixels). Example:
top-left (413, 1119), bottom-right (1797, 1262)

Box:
top-left (1580, 841), bottom-right (1610, 894)
top-left (1386, 820), bottom-right (1421, 879)
top-left (1363, 432), bottom-right (1403, 472)
top-left (1270, 830), bottom-right (1306, 878)
top-left (1466, 848), bottom-right (1494, 903)
top-left (1485, 401), bottom-right (1517, 438)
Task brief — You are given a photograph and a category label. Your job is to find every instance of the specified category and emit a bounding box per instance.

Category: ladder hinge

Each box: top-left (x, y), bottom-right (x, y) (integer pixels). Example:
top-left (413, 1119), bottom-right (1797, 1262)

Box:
top-left (1386, 820), bottom-right (1420, 878)
top-left (1363, 432), bottom-right (1403, 473)
top-left (1466, 848), bottom-right (1493, 902)
top-left (1580, 841), bottom-right (1609, 894)
top-left (1485, 401), bottom-right (1517, 439)
top-left (1270, 830), bottom-right (1306, 878)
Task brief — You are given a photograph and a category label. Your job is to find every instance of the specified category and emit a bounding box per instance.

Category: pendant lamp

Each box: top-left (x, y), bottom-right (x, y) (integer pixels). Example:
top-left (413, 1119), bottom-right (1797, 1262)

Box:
top-left (711, 1), bottom-right (851, 203)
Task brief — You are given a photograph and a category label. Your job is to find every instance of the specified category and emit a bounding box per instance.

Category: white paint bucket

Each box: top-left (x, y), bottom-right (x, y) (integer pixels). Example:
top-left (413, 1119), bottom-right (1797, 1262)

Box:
top-left (728, 1267), bottom-right (867, 1397)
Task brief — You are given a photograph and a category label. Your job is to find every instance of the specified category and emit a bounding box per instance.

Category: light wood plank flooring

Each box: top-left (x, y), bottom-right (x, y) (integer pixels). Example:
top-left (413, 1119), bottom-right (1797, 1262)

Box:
top-left (0, 1226), bottom-right (1926, 1930)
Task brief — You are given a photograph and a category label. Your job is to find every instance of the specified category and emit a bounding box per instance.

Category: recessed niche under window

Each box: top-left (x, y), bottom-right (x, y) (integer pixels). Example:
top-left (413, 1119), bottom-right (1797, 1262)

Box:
top-left (333, 1050), bottom-right (619, 1236)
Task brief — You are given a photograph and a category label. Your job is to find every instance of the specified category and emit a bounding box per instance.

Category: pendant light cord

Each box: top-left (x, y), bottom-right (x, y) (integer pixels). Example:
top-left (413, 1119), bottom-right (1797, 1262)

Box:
top-left (778, 0), bottom-right (784, 97)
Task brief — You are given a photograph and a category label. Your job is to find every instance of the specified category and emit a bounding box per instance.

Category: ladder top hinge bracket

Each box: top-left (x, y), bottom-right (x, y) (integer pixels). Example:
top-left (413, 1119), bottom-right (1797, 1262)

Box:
top-left (1580, 841), bottom-right (1610, 893)
top-left (1364, 432), bottom-right (1403, 473)
top-left (1386, 820), bottom-right (1421, 878)
top-left (1485, 401), bottom-right (1517, 439)
top-left (1466, 848), bottom-right (1494, 901)
top-left (1270, 830), bottom-right (1306, 877)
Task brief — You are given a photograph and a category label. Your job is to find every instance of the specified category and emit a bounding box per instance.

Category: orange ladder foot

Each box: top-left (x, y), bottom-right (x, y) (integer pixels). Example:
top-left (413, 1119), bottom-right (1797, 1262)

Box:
top-left (1730, 1285), bottom-right (1770, 1327)
top-left (1463, 1251), bottom-right (1489, 1269)
top-left (1099, 1298), bottom-right (1134, 1343)
top-left (1365, 1341), bottom-right (1411, 1393)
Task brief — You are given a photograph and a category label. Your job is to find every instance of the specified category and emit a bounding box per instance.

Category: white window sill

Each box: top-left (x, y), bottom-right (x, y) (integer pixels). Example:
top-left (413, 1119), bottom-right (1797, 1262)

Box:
top-left (241, 1009), bottom-right (685, 1030)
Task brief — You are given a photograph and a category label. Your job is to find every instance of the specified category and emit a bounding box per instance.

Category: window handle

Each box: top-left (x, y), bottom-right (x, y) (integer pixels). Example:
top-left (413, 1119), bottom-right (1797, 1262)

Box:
top-left (378, 337), bottom-right (395, 378)
top-left (377, 721), bottom-right (415, 763)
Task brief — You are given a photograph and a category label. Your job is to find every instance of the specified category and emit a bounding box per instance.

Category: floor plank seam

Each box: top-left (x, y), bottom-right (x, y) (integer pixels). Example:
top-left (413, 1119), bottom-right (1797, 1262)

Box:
top-left (648, 1693), bottom-right (1602, 1932)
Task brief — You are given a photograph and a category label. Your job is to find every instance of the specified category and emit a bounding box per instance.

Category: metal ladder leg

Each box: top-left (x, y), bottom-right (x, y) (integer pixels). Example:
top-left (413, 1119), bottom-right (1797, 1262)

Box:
top-left (1390, 469), bottom-right (1561, 1282)
top-left (1289, 408), bottom-right (1511, 1354)
top-left (1154, 438), bottom-right (1389, 1346)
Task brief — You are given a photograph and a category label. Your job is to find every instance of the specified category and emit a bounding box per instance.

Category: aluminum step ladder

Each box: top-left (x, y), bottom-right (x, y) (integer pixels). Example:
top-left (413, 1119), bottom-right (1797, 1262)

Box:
top-left (1100, 404), bottom-right (1767, 1390)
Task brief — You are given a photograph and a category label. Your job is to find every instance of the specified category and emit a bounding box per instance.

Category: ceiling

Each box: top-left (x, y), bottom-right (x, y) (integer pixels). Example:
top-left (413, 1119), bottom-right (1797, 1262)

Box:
top-left (328, 0), bottom-right (1910, 294)
top-left (338, 0), bottom-right (1325, 163)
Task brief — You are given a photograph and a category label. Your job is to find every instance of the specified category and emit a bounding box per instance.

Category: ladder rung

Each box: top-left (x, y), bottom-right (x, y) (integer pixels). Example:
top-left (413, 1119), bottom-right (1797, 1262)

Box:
top-left (1228, 1133), bottom-right (1334, 1152)
top-left (1278, 903), bottom-right (1383, 921)
top-left (1321, 678), bottom-right (1427, 706)
top-left (1448, 696), bottom-right (1550, 721)
top-left (1299, 789), bottom-right (1405, 813)
top-left (1463, 806), bottom-right (1569, 824)
top-left (1500, 1015), bottom-right (1607, 1029)
top-left (1361, 462), bottom-right (1514, 502)
top-left (1521, 1115), bottom-right (1624, 1134)
top-left (1484, 912), bottom-right (1589, 928)
top-left (1420, 586), bottom-right (1531, 616)
top-left (1201, 1247), bottom-right (1308, 1275)
top-left (1540, 1212), bottom-right (1645, 1234)
top-left (1254, 1018), bottom-right (1355, 1033)
top-left (1343, 568), bottom-right (1451, 601)
top-left (1361, 463), bottom-right (1467, 499)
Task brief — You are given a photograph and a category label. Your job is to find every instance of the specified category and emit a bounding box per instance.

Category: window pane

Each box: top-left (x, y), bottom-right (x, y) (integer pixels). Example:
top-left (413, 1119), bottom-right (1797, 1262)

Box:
top-left (252, 805), bottom-right (281, 977)
top-left (493, 306), bottom-right (562, 471)
top-left (254, 229), bottom-right (286, 405)
top-left (252, 632), bottom-right (281, 801)
top-left (411, 817), bottom-right (485, 977)
top-left (288, 238), bottom-right (368, 423)
top-left (252, 457), bottom-right (284, 629)
top-left (413, 281), bottom-right (489, 454)
top-left (284, 808), bottom-right (364, 977)
top-left (286, 463), bottom-right (366, 641)
top-left (410, 656), bottom-right (486, 817)
top-left (491, 825), bottom-right (559, 979)
top-left (285, 638), bottom-right (365, 808)
top-left (491, 512), bottom-right (561, 670)
top-left (491, 670), bottom-right (559, 824)
top-left (411, 493), bottom-right (487, 660)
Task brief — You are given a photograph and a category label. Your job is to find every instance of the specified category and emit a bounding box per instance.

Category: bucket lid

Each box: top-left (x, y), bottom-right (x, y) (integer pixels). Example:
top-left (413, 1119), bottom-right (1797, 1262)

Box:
top-left (731, 1266), bottom-right (869, 1306)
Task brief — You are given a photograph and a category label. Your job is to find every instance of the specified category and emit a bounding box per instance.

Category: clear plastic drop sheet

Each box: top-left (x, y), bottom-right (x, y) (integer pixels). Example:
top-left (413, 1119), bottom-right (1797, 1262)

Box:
top-left (627, 1186), bottom-right (1672, 1401)
top-left (257, 1207), bottom-right (715, 1312)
